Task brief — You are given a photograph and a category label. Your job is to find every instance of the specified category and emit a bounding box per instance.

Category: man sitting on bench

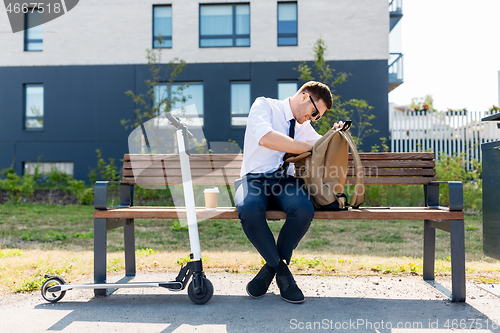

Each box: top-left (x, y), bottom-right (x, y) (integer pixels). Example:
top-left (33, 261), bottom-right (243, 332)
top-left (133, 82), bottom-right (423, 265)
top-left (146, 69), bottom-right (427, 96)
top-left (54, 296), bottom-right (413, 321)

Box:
top-left (235, 81), bottom-right (345, 303)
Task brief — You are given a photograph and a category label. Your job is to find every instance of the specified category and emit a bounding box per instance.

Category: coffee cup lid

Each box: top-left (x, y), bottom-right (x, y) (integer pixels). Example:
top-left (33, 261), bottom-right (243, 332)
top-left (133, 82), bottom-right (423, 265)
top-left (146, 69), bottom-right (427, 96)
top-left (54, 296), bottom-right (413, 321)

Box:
top-left (204, 187), bottom-right (219, 193)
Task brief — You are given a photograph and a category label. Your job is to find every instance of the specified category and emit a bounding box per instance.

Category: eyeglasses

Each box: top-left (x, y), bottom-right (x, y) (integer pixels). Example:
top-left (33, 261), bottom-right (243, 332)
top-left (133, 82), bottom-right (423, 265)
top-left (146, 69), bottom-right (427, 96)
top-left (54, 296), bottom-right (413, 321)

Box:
top-left (309, 96), bottom-right (322, 121)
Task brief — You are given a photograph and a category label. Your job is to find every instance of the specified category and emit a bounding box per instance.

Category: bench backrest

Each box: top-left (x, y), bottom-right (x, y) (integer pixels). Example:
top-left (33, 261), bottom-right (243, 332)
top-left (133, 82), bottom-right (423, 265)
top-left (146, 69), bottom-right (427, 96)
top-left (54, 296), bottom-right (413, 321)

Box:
top-left (122, 152), bottom-right (436, 186)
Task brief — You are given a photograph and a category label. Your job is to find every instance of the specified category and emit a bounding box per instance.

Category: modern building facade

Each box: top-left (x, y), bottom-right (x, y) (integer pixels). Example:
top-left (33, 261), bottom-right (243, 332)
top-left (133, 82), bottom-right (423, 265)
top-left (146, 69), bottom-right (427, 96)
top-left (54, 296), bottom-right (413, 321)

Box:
top-left (0, 0), bottom-right (401, 181)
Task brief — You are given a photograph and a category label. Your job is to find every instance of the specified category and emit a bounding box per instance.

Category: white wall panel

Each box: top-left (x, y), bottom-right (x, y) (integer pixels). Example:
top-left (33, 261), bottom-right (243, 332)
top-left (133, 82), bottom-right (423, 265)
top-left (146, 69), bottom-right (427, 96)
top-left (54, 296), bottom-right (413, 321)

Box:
top-left (0, 0), bottom-right (388, 66)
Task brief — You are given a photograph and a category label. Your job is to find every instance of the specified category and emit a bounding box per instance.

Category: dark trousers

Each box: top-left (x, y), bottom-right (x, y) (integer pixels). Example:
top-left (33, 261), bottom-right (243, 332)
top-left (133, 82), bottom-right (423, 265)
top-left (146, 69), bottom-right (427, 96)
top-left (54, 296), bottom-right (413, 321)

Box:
top-left (235, 173), bottom-right (315, 267)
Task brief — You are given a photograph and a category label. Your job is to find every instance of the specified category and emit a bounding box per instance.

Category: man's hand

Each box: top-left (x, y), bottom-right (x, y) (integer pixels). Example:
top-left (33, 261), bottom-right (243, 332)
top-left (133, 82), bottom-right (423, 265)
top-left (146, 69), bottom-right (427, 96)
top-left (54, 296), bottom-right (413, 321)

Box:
top-left (259, 131), bottom-right (313, 154)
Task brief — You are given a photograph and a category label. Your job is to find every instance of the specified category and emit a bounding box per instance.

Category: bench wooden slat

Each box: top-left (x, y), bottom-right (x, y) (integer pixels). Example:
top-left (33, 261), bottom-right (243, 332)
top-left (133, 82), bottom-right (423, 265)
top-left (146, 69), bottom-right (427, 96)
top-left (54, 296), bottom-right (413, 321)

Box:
top-left (124, 152), bottom-right (435, 161)
top-left (122, 168), bottom-right (436, 178)
top-left (352, 152), bottom-right (435, 160)
top-left (122, 169), bottom-right (241, 177)
top-left (124, 160), bottom-right (434, 170)
top-left (123, 154), bottom-right (436, 181)
top-left (121, 176), bottom-right (436, 186)
top-left (121, 152), bottom-right (437, 188)
top-left (123, 161), bottom-right (243, 169)
top-left (346, 160), bottom-right (434, 168)
top-left (351, 176), bottom-right (435, 184)
top-left (94, 206), bottom-right (463, 220)
top-left (349, 169), bottom-right (436, 176)
top-left (125, 154), bottom-right (244, 162)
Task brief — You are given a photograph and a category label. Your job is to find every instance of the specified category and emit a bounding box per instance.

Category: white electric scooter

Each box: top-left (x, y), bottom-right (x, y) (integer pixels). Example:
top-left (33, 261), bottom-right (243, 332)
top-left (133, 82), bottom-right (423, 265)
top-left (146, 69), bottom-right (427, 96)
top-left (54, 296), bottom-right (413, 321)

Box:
top-left (40, 113), bottom-right (214, 304)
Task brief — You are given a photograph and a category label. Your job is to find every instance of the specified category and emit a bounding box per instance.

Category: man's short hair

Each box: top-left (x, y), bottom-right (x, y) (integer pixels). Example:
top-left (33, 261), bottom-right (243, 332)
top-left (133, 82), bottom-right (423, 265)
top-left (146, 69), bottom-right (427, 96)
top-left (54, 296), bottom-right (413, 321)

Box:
top-left (298, 81), bottom-right (333, 110)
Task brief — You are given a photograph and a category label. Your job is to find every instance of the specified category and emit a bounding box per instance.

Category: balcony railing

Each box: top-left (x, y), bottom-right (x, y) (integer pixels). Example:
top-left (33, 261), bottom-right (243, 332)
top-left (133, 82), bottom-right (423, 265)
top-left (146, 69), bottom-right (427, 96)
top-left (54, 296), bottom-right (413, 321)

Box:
top-left (389, 0), bottom-right (402, 14)
top-left (389, 0), bottom-right (403, 31)
top-left (389, 53), bottom-right (403, 91)
top-left (389, 53), bottom-right (403, 82)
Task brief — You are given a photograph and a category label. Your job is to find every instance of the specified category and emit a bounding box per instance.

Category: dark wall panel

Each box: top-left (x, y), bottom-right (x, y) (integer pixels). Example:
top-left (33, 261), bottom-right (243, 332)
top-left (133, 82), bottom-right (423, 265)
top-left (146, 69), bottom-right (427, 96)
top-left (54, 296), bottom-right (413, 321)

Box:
top-left (0, 60), bottom-right (388, 181)
top-left (0, 143), bottom-right (15, 171)
top-left (331, 59), bottom-right (389, 150)
top-left (16, 141), bottom-right (125, 182)
top-left (0, 65), bottom-right (134, 180)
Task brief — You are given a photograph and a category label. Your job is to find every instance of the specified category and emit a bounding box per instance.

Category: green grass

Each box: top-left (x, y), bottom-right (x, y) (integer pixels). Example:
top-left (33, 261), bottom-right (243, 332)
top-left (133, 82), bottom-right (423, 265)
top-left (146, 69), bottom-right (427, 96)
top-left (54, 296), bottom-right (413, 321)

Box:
top-left (0, 203), bottom-right (487, 260)
top-left (1, 202), bottom-right (495, 294)
top-left (357, 231), bottom-right (405, 243)
top-left (0, 249), bottom-right (23, 258)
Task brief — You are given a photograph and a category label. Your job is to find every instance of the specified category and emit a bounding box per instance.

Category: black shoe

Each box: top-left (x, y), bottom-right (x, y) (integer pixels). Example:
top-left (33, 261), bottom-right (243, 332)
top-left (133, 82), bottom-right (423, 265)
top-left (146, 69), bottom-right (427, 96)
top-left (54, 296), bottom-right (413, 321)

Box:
top-left (246, 263), bottom-right (276, 298)
top-left (275, 261), bottom-right (305, 304)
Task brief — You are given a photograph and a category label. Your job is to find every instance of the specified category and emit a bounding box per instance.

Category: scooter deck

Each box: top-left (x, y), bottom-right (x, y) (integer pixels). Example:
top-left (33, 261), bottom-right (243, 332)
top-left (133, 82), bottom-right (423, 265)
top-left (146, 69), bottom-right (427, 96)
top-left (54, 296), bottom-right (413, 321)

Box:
top-left (49, 281), bottom-right (183, 293)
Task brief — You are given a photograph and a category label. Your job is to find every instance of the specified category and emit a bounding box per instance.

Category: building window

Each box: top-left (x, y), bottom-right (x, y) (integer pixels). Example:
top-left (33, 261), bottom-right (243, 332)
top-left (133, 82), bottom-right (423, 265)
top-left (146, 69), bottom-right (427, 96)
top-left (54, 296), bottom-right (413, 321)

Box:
top-left (278, 82), bottom-right (298, 100)
top-left (277, 2), bottom-right (297, 46)
top-left (24, 162), bottom-right (74, 177)
top-left (199, 4), bottom-right (250, 47)
top-left (153, 5), bottom-right (172, 48)
top-left (24, 8), bottom-right (44, 51)
top-left (155, 82), bottom-right (204, 126)
top-left (24, 84), bottom-right (44, 130)
top-left (231, 82), bottom-right (250, 126)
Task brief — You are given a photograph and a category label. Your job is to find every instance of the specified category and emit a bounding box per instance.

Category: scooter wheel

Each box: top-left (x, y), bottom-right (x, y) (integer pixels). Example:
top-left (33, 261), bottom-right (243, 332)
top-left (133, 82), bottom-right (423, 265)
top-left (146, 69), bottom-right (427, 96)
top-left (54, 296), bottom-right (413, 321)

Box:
top-left (187, 277), bottom-right (213, 304)
top-left (41, 277), bottom-right (66, 303)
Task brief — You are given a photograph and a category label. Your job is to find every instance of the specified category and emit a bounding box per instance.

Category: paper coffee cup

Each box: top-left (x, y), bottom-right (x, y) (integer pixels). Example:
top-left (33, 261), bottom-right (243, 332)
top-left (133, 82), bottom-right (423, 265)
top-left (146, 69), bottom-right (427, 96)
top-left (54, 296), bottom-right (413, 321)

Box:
top-left (204, 187), bottom-right (219, 210)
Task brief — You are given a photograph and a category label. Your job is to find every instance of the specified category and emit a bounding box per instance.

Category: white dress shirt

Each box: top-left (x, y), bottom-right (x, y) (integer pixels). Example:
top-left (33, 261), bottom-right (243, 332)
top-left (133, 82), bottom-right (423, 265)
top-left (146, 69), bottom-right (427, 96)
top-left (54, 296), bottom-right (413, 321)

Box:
top-left (240, 97), bottom-right (322, 177)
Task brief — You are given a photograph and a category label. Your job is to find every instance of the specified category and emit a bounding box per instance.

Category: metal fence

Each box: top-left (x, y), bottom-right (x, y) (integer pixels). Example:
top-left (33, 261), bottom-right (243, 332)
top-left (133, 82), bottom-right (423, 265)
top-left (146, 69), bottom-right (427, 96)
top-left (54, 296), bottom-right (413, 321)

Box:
top-left (390, 110), bottom-right (499, 170)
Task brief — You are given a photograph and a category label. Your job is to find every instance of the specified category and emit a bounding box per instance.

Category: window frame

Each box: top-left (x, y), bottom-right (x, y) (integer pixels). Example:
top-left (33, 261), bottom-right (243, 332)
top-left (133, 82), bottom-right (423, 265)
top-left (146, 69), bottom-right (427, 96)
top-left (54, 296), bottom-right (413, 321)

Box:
top-left (23, 83), bottom-right (44, 131)
top-left (23, 162), bottom-right (74, 177)
top-left (277, 81), bottom-right (298, 101)
top-left (152, 4), bottom-right (173, 49)
top-left (277, 1), bottom-right (298, 47)
top-left (24, 7), bottom-right (43, 52)
top-left (230, 81), bottom-right (251, 127)
top-left (155, 82), bottom-right (205, 127)
top-left (199, 3), bottom-right (250, 48)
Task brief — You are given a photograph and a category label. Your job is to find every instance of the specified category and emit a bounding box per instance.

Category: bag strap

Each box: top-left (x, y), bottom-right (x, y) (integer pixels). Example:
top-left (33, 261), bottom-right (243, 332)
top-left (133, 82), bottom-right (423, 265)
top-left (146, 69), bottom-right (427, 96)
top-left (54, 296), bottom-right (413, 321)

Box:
top-left (338, 130), bottom-right (364, 208)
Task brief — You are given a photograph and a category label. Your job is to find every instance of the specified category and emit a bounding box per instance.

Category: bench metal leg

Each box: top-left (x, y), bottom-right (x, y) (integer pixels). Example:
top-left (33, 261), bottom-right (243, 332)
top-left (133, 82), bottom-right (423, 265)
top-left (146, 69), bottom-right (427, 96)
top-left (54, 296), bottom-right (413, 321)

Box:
top-left (124, 218), bottom-right (136, 277)
top-left (94, 218), bottom-right (107, 296)
top-left (423, 219), bottom-right (435, 281)
top-left (450, 219), bottom-right (466, 302)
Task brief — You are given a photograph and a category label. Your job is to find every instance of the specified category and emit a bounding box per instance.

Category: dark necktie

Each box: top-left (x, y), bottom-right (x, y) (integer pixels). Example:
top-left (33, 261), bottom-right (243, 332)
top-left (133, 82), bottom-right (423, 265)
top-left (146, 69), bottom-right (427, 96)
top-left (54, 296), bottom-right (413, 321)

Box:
top-left (278, 118), bottom-right (296, 176)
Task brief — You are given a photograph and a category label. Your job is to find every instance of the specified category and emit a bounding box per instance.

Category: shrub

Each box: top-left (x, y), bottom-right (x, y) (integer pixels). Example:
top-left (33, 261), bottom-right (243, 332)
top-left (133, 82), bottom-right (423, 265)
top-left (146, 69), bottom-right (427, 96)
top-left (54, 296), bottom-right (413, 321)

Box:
top-left (436, 153), bottom-right (468, 183)
top-left (48, 167), bottom-right (71, 189)
top-left (14, 276), bottom-right (47, 292)
top-left (79, 188), bottom-right (94, 205)
top-left (95, 149), bottom-right (120, 181)
top-left (67, 178), bottom-right (93, 205)
top-left (436, 153), bottom-right (482, 212)
top-left (357, 184), bottom-right (423, 207)
top-left (0, 168), bottom-right (35, 203)
top-left (360, 153), bottom-right (482, 212)
top-left (88, 149), bottom-right (121, 185)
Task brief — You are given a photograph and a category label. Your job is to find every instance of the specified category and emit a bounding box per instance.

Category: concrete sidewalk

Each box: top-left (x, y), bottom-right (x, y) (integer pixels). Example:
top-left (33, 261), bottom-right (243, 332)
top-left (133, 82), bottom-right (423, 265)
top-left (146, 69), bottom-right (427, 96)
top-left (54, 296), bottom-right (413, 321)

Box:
top-left (1, 273), bottom-right (499, 332)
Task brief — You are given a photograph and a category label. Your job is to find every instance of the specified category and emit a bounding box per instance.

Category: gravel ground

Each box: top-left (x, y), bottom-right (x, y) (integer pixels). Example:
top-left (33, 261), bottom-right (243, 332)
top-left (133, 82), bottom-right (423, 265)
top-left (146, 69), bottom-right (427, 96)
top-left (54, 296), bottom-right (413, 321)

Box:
top-left (1, 273), bottom-right (499, 332)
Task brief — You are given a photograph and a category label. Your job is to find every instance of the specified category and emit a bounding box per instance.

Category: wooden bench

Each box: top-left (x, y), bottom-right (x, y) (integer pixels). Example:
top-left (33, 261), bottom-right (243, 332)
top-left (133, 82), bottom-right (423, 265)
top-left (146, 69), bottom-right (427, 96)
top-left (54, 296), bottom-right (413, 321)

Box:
top-left (93, 152), bottom-right (466, 301)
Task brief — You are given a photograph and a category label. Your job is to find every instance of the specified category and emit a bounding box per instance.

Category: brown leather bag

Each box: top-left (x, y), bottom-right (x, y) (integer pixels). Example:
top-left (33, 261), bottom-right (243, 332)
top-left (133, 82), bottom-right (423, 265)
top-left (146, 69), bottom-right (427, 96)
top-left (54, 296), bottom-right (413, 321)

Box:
top-left (284, 125), bottom-right (364, 209)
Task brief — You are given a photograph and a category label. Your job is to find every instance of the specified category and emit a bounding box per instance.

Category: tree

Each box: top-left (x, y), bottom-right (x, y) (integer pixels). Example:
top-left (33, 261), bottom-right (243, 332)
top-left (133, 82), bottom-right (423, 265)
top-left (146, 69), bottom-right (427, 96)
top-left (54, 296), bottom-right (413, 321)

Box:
top-left (122, 36), bottom-right (187, 130)
top-left (410, 95), bottom-right (435, 112)
top-left (297, 39), bottom-right (378, 146)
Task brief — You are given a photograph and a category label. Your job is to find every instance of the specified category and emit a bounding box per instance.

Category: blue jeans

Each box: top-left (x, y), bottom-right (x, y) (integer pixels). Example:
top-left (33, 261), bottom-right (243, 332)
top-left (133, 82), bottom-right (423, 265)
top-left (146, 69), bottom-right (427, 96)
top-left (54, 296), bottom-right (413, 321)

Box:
top-left (235, 173), bottom-right (315, 267)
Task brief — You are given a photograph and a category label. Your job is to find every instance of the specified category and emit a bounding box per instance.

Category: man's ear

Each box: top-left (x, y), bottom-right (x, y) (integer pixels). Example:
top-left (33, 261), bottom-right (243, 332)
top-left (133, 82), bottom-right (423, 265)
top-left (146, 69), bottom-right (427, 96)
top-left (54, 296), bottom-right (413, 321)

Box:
top-left (301, 92), bottom-right (309, 102)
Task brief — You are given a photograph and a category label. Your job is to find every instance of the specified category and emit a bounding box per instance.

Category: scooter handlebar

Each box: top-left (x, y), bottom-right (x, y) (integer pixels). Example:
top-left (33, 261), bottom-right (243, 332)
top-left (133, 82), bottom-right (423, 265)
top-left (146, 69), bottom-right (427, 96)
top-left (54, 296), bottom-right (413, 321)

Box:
top-left (165, 112), bottom-right (193, 139)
